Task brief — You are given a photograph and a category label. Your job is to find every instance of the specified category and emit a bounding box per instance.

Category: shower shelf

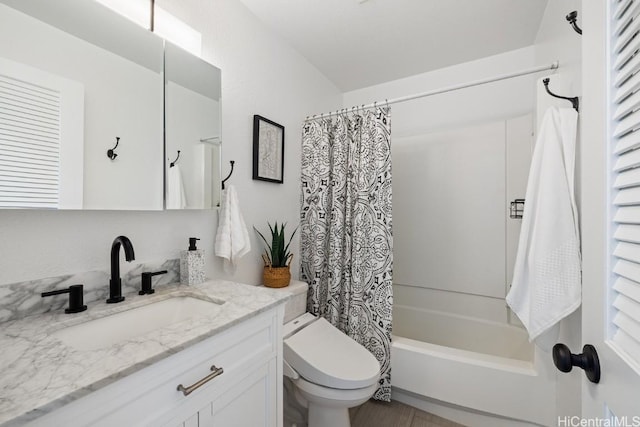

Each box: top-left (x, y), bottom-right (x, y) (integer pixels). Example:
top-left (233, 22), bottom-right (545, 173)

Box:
top-left (510, 199), bottom-right (525, 219)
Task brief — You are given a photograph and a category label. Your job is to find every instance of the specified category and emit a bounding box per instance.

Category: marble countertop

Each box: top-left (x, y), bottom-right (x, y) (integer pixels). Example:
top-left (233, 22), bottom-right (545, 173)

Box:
top-left (0, 280), bottom-right (295, 427)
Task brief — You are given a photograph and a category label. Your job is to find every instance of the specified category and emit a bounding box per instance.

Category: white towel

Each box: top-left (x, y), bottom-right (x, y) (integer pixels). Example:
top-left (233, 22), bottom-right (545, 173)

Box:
top-left (167, 165), bottom-right (187, 209)
top-left (215, 185), bottom-right (251, 272)
top-left (506, 107), bottom-right (581, 343)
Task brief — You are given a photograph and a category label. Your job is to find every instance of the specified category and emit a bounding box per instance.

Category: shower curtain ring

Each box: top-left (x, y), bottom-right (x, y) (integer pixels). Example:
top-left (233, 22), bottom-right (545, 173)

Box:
top-left (385, 98), bottom-right (389, 107)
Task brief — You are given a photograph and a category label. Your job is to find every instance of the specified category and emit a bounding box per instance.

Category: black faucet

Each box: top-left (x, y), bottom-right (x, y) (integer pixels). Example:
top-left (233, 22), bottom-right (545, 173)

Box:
top-left (107, 235), bottom-right (135, 303)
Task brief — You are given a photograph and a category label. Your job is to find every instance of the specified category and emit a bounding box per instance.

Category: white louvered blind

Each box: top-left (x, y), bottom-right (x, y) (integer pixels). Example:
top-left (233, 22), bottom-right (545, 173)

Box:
top-left (0, 73), bottom-right (61, 208)
top-left (611, 0), bottom-right (640, 366)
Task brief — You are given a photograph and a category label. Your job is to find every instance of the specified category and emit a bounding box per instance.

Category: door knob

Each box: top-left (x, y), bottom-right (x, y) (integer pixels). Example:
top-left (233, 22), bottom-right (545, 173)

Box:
top-left (552, 343), bottom-right (600, 383)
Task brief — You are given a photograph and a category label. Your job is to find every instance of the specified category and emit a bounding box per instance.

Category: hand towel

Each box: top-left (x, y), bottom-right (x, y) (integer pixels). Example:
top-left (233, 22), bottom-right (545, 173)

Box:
top-left (167, 164), bottom-right (187, 209)
top-left (506, 107), bottom-right (581, 343)
top-left (215, 185), bottom-right (251, 273)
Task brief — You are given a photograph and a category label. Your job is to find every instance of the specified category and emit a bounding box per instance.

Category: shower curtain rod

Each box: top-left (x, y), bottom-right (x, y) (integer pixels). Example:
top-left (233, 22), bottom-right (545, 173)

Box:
top-left (305, 61), bottom-right (559, 121)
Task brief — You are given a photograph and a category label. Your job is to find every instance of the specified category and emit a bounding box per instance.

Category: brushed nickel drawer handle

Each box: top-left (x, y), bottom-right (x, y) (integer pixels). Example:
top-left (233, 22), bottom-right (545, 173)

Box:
top-left (177, 365), bottom-right (224, 396)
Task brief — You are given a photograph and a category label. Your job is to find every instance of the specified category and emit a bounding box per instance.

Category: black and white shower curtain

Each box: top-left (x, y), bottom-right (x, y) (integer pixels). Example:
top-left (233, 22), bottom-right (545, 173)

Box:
top-left (300, 107), bottom-right (393, 401)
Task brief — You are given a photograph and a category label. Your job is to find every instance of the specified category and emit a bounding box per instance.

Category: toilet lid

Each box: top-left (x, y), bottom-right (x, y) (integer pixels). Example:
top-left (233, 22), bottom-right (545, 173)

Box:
top-left (283, 317), bottom-right (381, 390)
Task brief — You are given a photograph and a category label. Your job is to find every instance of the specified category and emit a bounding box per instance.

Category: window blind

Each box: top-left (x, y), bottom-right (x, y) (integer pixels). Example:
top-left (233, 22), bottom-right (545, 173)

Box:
top-left (611, 0), bottom-right (640, 366)
top-left (0, 73), bottom-right (61, 208)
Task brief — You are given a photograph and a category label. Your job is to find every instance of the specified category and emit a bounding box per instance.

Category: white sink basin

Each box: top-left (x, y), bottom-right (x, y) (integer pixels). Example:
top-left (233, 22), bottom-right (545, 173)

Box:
top-left (52, 296), bottom-right (223, 351)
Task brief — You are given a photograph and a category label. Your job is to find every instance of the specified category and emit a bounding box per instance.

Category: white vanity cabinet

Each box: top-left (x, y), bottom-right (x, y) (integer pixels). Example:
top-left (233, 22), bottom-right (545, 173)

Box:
top-left (27, 307), bottom-right (284, 427)
top-left (169, 359), bottom-right (276, 427)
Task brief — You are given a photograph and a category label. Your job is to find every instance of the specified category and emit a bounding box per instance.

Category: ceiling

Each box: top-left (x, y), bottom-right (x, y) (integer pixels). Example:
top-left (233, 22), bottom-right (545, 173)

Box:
top-left (238, 0), bottom-right (549, 92)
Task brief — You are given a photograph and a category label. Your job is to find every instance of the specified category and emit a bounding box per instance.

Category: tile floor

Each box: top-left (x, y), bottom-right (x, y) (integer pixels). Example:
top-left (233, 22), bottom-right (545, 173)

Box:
top-left (350, 399), bottom-right (467, 427)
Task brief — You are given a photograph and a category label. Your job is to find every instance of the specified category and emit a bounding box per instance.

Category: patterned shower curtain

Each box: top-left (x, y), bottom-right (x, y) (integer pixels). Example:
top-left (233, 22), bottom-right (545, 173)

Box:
top-left (300, 106), bottom-right (393, 401)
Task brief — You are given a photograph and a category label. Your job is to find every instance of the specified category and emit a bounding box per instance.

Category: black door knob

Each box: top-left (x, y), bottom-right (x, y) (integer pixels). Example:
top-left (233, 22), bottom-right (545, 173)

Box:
top-left (552, 343), bottom-right (600, 383)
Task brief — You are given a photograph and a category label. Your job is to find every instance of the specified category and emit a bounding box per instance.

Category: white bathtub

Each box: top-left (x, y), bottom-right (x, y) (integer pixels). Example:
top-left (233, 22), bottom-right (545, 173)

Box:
top-left (391, 304), bottom-right (555, 427)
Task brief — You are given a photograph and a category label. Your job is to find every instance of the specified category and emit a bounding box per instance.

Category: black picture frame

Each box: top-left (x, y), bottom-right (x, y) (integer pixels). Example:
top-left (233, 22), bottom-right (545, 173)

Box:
top-left (252, 115), bottom-right (285, 184)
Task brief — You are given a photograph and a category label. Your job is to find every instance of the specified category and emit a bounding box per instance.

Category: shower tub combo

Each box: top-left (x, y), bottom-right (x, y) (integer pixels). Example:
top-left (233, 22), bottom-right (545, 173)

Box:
top-left (391, 304), bottom-right (556, 427)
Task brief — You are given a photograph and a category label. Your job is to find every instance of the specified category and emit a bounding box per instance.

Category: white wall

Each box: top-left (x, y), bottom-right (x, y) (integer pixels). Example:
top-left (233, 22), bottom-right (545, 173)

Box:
top-left (344, 46), bottom-right (539, 138)
top-left (391, 115), bottom-right (532, 325)
top-left (393, 120), bottom-right (508, 297)
top-left (0, 0), bottom-right (341, 286)
top-left (344, 47), bottom-right (539, 325)
top-left (532, 0), bottom-right (583, 420)
top-left (534, 0), bottom-right (582, 125)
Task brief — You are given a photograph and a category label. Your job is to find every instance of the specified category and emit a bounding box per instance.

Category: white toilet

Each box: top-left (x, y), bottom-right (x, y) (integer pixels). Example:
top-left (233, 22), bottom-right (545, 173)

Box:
top-left (283, 312), bottom-right (381, 427)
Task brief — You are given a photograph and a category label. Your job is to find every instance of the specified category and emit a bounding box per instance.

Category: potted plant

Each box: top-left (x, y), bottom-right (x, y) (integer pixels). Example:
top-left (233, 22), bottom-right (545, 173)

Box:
top-left (254, 222), bottom-right (298, 288)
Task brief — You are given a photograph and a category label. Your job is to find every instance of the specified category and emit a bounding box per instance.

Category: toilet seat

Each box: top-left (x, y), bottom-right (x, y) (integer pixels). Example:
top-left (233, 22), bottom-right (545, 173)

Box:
top-left (284, 317), bottom-right (380, 390)
top-left (294, 375), bottom-right (378, 404)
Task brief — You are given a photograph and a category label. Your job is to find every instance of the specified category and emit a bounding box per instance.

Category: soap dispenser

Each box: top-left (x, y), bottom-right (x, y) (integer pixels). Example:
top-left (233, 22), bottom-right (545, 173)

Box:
top-left (180, 237), bottom-right (205, 285)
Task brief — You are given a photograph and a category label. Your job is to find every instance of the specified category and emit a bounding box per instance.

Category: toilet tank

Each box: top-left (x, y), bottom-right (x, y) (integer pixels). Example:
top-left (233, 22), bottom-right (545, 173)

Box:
top-left (284, 280), bottom-right (309, 323)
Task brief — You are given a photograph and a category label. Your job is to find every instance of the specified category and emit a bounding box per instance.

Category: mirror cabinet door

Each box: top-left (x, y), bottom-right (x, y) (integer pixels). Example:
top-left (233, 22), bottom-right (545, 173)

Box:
top-left (0, 0), bottom-right (222, 210)
top-left (0, 0), bottom-right (163, 210)
top-left (164, 42), bottom-right (222, 210)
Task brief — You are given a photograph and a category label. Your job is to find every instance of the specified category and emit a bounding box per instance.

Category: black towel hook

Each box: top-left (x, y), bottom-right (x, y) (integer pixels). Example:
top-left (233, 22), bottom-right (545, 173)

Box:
top-left (107, 137), bottom-right (120, 160)
top-left (222, 160), bottom-right (235, 190)
top-left (543, 78), bottom-right (579, 112)
top-left (170, 150), bottom-right (181, 168)
top-left (566, 11), bottom-right (582, 35)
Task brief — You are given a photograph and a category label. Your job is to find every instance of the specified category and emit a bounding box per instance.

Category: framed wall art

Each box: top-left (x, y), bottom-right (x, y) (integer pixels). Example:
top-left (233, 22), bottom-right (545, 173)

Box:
top-left (252, 115), bottom-right (284, 183)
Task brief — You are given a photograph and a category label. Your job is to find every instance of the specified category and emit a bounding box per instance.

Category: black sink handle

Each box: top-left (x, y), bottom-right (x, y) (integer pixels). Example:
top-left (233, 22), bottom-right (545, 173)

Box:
top-left (41, 284), bottom-right (87, 314)
top-left (140, 270), bottom-right (168, 295)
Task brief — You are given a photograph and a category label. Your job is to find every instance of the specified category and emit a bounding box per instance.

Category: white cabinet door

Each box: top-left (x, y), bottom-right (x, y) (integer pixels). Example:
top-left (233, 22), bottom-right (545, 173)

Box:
top-left (211, 360), bottom-right (276, 427)
top-left (184, 413), bottom-right (200, 427)
top-left (170, 360), bottom-right (276, 427)
top-left (172, 403), bottom-right (213, 427)
top-left (197, 403), bottom-right (214, 427)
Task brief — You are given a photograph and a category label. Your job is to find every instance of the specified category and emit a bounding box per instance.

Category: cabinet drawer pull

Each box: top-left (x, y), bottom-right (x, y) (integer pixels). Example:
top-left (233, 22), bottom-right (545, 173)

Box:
top-left (177, 365), bottom-right (224, 396)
